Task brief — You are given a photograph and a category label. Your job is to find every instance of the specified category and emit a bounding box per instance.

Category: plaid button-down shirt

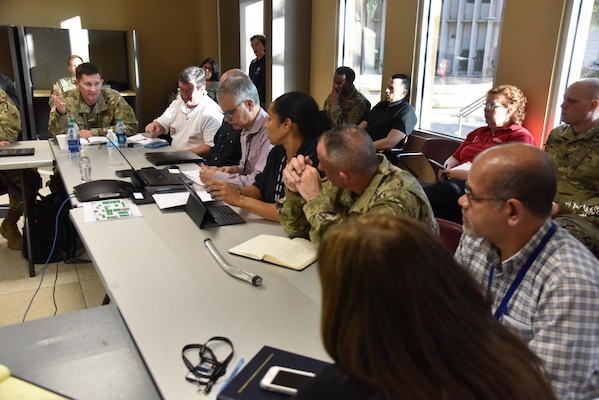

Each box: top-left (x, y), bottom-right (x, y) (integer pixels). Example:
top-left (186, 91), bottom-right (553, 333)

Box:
top-left (456, 218), bottom-right (599, 400)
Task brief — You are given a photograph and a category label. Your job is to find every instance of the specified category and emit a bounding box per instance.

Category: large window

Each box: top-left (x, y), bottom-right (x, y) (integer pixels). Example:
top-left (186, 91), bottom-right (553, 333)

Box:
top-left (416, 0), bottom-right (505, 137)
top-left (337, 0), bottom-right (387, 106)
top-left (553, 0), bottom-right (599, 127)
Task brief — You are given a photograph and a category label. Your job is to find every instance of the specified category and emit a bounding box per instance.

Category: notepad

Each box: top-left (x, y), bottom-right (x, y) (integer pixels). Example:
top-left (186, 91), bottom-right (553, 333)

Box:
top-left (228, 234), bottom-right (317, 270)
top-left (0, 364), bottom-right (69, 399)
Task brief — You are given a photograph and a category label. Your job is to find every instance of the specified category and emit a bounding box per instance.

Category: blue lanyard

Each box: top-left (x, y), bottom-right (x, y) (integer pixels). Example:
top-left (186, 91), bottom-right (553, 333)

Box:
top-left (487, 223), bottom-right (557, 320)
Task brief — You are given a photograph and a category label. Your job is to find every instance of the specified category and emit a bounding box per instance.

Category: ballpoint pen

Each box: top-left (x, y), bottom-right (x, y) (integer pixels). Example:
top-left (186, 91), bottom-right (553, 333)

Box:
top-left (217, 358), bottom-right (245, 395)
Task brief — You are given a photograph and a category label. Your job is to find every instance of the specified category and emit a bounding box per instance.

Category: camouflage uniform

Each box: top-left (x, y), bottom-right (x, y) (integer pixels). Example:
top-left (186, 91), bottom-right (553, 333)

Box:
top-left (0, 89), bottom-right (41, 249)
top-left (323, 86), bottom-right (371, 126)
top-left (276, 154), bottom-right (439, 245)
top-left (48, 76), bottom-right (76, 107)
top-left (0, 88), bottom-right (20, 142)
top-left (48, 87), bottom-right (138, 137)
top-left (53, 76), bottom-right (77, 95)
top-left (545, 122), bottom-right (599, 257)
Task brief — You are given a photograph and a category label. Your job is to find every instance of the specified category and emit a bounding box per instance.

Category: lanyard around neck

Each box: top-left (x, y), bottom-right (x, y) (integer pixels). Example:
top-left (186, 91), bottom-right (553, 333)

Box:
top-left (487, 223), bottom-right (557, 320)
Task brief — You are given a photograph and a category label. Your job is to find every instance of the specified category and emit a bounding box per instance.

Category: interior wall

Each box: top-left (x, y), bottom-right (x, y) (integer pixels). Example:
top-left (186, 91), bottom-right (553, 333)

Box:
top-left (310, 1), bottom-right (339, 107)
top-left (0, 0), bottom-right (220, 127)
top-left (494, 0), bottom-right (567, 146)
top-left (219, 0), bottom-right (242, 72)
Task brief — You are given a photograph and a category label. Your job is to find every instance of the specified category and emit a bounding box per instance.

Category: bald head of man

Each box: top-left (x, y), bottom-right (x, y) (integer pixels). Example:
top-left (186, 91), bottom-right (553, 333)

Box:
top-left (459, 143), bottom-right (556, 254)
top-left (219, 68), bottom-right (247, 84)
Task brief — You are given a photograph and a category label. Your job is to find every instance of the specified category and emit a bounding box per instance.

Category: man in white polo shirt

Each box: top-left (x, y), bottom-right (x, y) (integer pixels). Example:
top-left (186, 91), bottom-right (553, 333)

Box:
top-left (145, 66), bottom-right (222, 156)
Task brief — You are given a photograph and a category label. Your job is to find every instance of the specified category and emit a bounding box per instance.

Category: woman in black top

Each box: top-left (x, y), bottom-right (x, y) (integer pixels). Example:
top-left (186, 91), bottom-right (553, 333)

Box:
top-left (248, 34), bottom-right (266, 107)
top-left (206, 91), bottom-right (331, 222)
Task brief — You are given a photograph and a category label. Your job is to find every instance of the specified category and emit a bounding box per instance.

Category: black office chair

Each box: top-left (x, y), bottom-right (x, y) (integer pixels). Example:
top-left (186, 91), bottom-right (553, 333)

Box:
top-left (379, 136), bottom-right (409, 166)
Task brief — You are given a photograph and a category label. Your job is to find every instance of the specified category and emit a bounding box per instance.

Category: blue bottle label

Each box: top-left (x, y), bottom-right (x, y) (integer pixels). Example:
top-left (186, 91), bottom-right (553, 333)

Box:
top-left (68, 139), bottom-right (80, 154)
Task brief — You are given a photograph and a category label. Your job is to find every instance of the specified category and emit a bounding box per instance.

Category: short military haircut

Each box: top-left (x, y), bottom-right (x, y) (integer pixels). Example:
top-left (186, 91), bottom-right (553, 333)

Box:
top-left (335, 66), bottom-right (356, 85)
top-left (391, 73), bottom-right (411, 94)
top-left (321, 124), bottom-right (377, 174)
top-left (179, 66), bottom-right (206, 89)
top-left (76, 63), bottom-right (102, 80)
top-left (217, 74), bottom-right (260, 106)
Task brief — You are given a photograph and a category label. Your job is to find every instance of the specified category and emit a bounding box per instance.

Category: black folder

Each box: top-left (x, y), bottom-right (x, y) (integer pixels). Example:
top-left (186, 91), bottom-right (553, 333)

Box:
top-left (217, 346), bottom-right (331, 400)
top-left (144, 151), bottom-right (202, 166)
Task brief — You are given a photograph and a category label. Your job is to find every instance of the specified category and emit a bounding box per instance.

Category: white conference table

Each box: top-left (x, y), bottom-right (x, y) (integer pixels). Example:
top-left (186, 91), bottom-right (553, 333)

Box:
top-left (0, 140), bottom-right (55, 276)
top-left (51, 140), bottom-right (328, 399)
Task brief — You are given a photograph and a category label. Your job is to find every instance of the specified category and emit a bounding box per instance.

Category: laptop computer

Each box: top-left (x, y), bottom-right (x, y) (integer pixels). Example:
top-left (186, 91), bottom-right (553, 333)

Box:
top-left (145, 151), bottom-right (203, 166)
top-left (111, 143), bottom-right (186, 193)
top-left (0, 147), bottom-right (35, 157)
top-left (183, 180), bottom-right (245, 228)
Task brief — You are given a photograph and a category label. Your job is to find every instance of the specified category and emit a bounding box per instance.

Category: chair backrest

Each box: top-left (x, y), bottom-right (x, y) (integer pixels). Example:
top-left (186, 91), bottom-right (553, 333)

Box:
top-left (422, 138), bottom-right (461, 166)
top-left (436, 218), bottom-right (463, 253)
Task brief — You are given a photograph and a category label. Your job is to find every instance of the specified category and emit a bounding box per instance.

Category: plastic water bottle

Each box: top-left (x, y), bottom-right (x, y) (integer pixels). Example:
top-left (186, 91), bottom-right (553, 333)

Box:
top-left (115, 117), bottom-right (127, 148)
top-left (106, 128), bottom-right (120, 165)
top-left (70, 117), bottom-right (80, 141)
top-left (67, 120), bottom-right (80, 159)
top-left (79, 147), bottom-right (92, 181)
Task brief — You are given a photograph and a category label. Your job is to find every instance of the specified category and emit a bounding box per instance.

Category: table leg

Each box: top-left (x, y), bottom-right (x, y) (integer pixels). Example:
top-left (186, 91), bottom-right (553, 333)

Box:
top-left (20, 170), bottom-right (35, 277)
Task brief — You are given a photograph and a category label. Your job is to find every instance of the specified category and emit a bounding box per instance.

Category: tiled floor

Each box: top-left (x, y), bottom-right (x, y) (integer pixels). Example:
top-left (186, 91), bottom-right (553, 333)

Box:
top-left (0, 168), bottom-right (106, 327)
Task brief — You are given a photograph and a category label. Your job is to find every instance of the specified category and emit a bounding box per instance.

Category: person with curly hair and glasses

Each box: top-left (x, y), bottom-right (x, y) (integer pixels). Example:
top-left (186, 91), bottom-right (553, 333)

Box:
top-left (425, 84), bottom-right (536, 223)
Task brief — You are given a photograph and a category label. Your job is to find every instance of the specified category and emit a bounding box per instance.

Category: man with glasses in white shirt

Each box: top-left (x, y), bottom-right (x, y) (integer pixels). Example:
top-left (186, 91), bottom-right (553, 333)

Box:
top-left (145, 66), bottom-right (222, 155)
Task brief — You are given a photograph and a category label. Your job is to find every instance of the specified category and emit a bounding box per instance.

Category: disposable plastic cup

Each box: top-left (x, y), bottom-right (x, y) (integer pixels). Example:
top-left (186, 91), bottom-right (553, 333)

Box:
top-left (56, 134), bottom-right (68, 151)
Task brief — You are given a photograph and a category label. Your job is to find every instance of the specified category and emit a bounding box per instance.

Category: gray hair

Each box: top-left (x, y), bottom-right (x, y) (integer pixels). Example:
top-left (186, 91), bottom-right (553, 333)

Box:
top-left (217, 74), bottom-right (260, 106)
top-left (179, 66), bottom-right (206, 88)
top-left (321, 125), bottom-right (377, 174)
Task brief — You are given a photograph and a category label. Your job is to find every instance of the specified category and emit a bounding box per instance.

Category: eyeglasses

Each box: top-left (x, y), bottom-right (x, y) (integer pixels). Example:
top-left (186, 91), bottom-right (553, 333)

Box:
top-left (221, 103), bottom-right (241, 118)
top-left (483, 103), bottom-right (505, 110)
top-left (464, 182), bottom-right (507, 203)
top-left (177, 87), bottom-right (196, 96)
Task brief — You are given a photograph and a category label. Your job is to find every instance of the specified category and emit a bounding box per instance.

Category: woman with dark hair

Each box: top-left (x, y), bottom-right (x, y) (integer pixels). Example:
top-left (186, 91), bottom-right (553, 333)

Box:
top-left (200, 57), bottom-right (221, 102)
top-left (206, 91), bottom-right (331, 221)
top-left (295, 214), bottom-right (556, 400)
top-left (249, 34), bottom-right (266, 107)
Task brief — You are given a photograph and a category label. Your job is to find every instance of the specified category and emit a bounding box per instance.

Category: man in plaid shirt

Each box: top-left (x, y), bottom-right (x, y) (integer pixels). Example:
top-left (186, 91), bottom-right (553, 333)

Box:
top-left (456, 143), bottom-right (599, 400)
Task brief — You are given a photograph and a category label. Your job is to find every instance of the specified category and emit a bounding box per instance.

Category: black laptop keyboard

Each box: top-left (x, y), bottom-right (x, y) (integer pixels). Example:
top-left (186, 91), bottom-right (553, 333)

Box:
top-left (208, 205), bottom-right (245, 225)
top-left (137, 168), bottom-right (183, 186)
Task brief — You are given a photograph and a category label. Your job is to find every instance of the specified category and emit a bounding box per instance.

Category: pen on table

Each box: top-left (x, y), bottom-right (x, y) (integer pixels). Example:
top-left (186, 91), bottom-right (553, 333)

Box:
top-left (218, 358), bottom-right (245, 395)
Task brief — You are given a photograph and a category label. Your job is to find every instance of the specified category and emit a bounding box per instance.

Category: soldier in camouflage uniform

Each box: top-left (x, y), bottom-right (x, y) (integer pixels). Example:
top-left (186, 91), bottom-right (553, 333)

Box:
top-left (545, 78), bottom-right (599, 258)
top-left (323, 66), bottom-right (371, 126)
top-left (0, 88), bottom-right (42, 250)
top-left (276, 125), bottom-right (438, 245)
top-left (48, 62), bottom-right (138, 138)
top-left (48, 55), bottom-right (83, 108)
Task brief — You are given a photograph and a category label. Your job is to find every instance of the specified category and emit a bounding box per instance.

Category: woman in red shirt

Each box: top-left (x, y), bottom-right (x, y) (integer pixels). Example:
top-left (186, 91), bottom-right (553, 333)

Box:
top-left (426, 84), bottom-right (536, 223)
